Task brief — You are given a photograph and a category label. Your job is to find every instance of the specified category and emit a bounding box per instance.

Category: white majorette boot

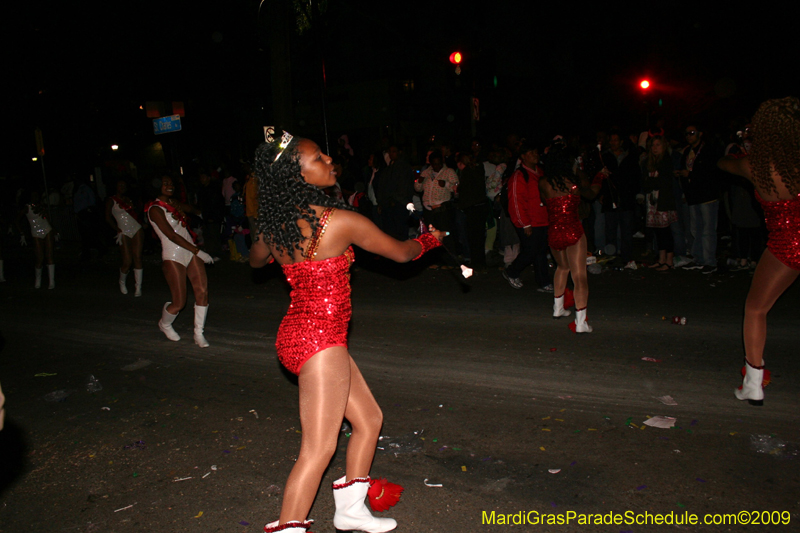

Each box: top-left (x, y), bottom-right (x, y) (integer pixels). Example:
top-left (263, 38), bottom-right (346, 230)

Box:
top-left (133, 268), bottom-right (143, 297)
top-left (735, 359), bottom-right (765, 406)
top-left (193, 304), bottom-right (210, 348)
top-left (35, 267), bottom-right (42, 289)
top-left (0, 259), bottom-right (5, 282)
top-left (571, 307), bottom-right (593, 333)
top-left (119, 269), bottom-right (129, 294)
top-left (158, 303), bottom-right (181, 341)
top-left (263, 520), bottom-right (313, 533)
top-left (332, 476), bottom-right (397, 533)
top-left (47, 264), bottom-right (55, 289)
top-left (553, 294), bottom-right (571, 319)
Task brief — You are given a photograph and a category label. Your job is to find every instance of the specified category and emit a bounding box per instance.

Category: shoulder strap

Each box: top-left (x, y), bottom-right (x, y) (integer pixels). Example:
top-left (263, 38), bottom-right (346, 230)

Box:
top-left (304, 207), bottom-right (335, 261)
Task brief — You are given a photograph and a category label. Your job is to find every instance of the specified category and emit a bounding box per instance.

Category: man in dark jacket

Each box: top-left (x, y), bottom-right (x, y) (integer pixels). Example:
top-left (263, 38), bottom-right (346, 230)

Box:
top-left (602, 133), bottom-right (640, 267)
top-left (456, 152), bottom-right (488, 269)
top-left (374, 145), bottom-right (415, 241)
top-left (678, 125), bottom-right (721, 273)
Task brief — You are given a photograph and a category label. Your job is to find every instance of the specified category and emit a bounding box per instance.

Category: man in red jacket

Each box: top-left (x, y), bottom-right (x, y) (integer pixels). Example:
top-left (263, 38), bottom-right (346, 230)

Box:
top-left (504, 144), bottom-right (552, 291)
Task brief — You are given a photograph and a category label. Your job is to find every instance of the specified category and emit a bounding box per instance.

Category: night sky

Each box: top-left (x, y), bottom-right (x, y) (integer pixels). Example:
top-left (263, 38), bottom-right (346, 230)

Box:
top-left (2, 1), bottom-right (797, 180)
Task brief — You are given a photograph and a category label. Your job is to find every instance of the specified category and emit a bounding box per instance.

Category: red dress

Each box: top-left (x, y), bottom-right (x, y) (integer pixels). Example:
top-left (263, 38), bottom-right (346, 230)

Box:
top-left (756, 191), bottom-right (800, 270)
top-left (546, 188), bottom-right (584, 251)
top-left (276, 208), bottom-right (355, 375)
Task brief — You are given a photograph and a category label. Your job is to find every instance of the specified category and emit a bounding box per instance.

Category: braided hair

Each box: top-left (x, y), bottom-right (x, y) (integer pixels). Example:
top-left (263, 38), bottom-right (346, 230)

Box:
top-left (253, 138), bottom-right (348, 253)
top-left (543, 142), bottom-right (576, 193)
top-left (750, 97), bottom-right (800, 196)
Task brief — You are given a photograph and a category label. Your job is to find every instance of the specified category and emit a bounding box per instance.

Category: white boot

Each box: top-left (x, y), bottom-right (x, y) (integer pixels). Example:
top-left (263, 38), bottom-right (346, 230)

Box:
top-left (573, 307), bottom-right (592, 333)
top-left (158, 303), bottom-right (181, 341)
top-left (133, 269), bottom-right (143, 297)
top-left (47, 264), bottom-right (55, 289)
top-left (0, 259), bottom-right (5, 282)
top-left (35, 268), bottom-right (42, 289)
top-left (735, 360), bottom-right (765, 406)
top-left (119, 269), bottom-right (129, 294)
top-left (193, 304), bottom-right (210, 348)
top-left (263, 520), bottom-right (313, 533)
top-left (553, 295), bottom-right (571, 319)
top-left (333, 476), bottom-right (397, 533)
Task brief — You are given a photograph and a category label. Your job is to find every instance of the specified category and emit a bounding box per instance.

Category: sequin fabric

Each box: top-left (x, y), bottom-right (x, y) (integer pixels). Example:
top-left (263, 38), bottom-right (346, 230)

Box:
top-left (276, 208), bottom-right (355, 375)
top-left (756, 192), bottom-right (800, 270)
top-left (546, 192), bottom-right (583, 251)
top-left (412, 233), bottom-right (442, 260)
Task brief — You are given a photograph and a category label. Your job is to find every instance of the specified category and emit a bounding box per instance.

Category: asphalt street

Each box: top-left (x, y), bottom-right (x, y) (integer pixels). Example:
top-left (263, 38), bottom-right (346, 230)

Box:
top-left (0, 247), bottom-right (798, 533)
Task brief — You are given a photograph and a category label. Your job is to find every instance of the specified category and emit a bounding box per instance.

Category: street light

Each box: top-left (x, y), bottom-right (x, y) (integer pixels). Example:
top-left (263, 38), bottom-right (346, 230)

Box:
top-left (111, 144), bottom-right (119, 151)
top-left (639, 79), bottom-right (651, 90)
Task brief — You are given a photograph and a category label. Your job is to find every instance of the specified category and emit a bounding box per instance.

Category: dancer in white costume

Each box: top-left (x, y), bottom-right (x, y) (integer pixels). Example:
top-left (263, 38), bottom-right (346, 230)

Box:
top-left (17, 191), bottom-right (56, 289)
top-left (106, 180), bottom-right (144, 296)
top-left (146, 176), bottom-right (214, 347)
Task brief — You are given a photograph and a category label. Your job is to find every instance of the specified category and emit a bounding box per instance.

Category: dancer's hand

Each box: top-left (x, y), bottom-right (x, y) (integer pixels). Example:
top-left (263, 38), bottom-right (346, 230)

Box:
top-left (196, 250), bottom-right (214, 264)
top-left (115, 232), bottom-right (123, 246)
top-left (19, 235), bottom-right (27, 246)
top-left (427, 225), bottom-right (449, 242)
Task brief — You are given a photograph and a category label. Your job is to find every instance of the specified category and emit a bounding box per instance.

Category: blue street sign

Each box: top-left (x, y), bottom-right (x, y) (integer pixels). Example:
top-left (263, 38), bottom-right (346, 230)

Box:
top-left (153, 115), bottom-right (182, 135)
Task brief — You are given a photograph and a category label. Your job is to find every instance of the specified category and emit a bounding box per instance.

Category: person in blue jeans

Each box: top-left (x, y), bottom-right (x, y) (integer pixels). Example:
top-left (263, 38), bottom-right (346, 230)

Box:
top-left (678, 124), bottom-right (722, 273)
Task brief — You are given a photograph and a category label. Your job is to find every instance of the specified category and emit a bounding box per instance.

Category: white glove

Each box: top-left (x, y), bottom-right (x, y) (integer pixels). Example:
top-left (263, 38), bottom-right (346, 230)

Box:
top-left (20, 235), bottom-right (27, 246)
top-left (196, 250), bottom-right (214, 264)
top-left (115, 232), bottom-right (123, 246)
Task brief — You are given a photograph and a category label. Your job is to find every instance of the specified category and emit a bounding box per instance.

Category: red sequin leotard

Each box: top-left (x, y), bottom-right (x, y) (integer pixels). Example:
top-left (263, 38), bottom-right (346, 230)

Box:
top-left (756, 191), bottom-right (800, 270)
top-left (276, 208), bottom-right (355, 375)
top-left (545, 187), bottom-right (584, 251)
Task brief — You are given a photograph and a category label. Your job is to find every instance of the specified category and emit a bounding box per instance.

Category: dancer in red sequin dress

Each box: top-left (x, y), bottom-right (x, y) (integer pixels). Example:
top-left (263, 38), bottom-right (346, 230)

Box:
top-left (718, 97), bottom-right (800, 406)
top-left (539, 143), bottom-right (592, 332)
top-left (250, 133), bottom-right (444, 533)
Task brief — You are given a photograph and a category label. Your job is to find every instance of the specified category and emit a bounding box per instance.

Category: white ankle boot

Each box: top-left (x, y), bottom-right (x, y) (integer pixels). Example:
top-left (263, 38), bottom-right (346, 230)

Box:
top-left (553, 295), bottom-right (571, 318)
top-left (134, 269), bottom-right (143, 297)
top-left (193, 304), bottom-right (209, 348)
top-left (47, 264), bottom-right (55, 289)
top-left (119, 270), bottom-right (129, 294)
top-left (35, 267), bottom-right (42, 289)
top-left (573, 307), bottom-right (592, 333)
top-left (263, 520), bottom-right (313, 533)
top-left (158, 303), bottom-right (181, 341)
top-left (333, 476), bottom-right (397, 533)
top-left (735, 360), bottom-right (764, 406)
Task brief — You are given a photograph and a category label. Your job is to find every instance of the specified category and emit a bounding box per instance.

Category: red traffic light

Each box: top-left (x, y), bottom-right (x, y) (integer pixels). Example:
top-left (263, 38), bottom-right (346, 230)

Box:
top-left (639, 79), bottom-right (651, 90)
top-left (449, 51), bottom-right (462, 64)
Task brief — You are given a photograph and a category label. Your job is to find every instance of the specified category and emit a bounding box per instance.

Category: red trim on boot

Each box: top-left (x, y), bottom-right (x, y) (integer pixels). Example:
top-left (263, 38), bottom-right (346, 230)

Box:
top-left (332, 476), bottom-right (370, 490)
top-left (264, 520), bottom-right (314, 532)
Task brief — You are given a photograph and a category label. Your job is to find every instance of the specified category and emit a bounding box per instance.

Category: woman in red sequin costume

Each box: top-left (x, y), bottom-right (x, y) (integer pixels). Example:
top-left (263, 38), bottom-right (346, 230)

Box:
top-left (250, 133), bottom-right (444, 533)
top-left (718, 97), bottom-right (800, 406)
top-left (539, 143), bottom-right (592, 333)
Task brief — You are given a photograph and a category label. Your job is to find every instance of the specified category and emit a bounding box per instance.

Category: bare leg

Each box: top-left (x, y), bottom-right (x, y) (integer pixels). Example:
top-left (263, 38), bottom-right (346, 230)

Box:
top-left (43, 233), bottom-right (54, 265)
top-left (186, 256), bottom-right (208, 306)
top-left (565, 234), bottom-right (589, 309)
top-left (743, 250), bottom-right (799, 367)
top-left (551, 248), bottom-right (570, 297)
top-left (343, 357), bottom-right (383, 480)
top-left (34, 238), bottom-right (44, 268)
top-left (279, 347), bottom-right (352, 524)
top-left (120, 236), bottom-right (133, 273)
top-left (131, 229), bottom-right (144, 270)
top-left (162, 261), bottom-right (188, 313)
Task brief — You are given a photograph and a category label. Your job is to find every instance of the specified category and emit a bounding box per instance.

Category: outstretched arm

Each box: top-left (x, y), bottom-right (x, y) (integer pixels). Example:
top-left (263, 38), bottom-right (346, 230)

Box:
top-left (718, 155), bottom-right (753, 182)
top-left (336, 209), bottom-right (443, 263)
top-left (249, 236), bottom-right (273, 268)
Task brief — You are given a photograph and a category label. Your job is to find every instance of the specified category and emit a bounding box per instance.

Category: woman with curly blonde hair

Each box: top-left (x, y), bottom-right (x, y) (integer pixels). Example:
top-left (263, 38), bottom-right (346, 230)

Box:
top-left (718, 96), bottom-right (800, 406)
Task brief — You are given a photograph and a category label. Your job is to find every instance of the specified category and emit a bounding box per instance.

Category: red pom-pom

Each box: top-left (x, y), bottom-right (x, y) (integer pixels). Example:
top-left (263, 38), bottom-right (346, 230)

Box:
top-left (741, 365), bottom-right (771, 387)
top-left (568, 320), bottom-right (576, 333)
top-left (367, 478), bottom-right (404, 512)
top-left (563, 287), bottom-right (575, 309)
